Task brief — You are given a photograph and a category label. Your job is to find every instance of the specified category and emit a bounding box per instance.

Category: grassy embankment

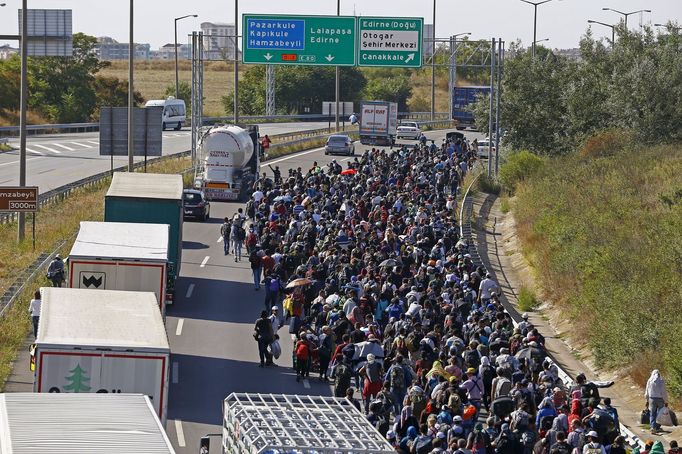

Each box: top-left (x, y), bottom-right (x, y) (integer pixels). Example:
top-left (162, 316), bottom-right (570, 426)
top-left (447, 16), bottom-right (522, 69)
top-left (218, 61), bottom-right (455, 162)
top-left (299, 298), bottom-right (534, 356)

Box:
top-left (0, 155), bottom-right (190, 390)
top-left (503, 137), bottom-right (682, 395)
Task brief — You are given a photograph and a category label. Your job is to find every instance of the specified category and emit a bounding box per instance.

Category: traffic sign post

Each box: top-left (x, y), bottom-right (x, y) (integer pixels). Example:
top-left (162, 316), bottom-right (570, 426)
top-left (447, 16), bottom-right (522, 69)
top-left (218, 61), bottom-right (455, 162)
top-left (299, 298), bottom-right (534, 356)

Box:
top-left (0, 186), bottom-right (38, 212)
top-left (242, 14), bottom-right (357, 66)
top-left (357, 17), bottom-right (423, 68)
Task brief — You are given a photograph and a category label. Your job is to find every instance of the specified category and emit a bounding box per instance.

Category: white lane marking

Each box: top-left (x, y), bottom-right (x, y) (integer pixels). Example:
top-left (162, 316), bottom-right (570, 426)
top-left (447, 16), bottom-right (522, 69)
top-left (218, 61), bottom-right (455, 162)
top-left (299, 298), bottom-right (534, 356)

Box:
top-left (52, 143), bottom-right (75, 151)
top-left (27, 148), bottom-right (44, 155)
top-left (175, 420), bottom-right (186, 447)
top-left (175, 318), bottom-right (185, 336)
top-left (200, 256), bottom-right (209, 267)
top-left (86, 140), bottom-right (99, 145)
top-left (172, 361), bottom-right (179, 384)
top-left (185, 284), bottom-right (195, 299)
top-left (68, 141), bottom-right (93, 148)
top-left (33, 144), bottom-right (61, 154)
top-left (340, 156), bottom-right (353, 162)
top-left (267, 146), bottom-right (324, 165)
top-left (303, 379), bottom-right (311, 389)
top-left (0, 157), bottom-right (40, 168)
top-left (217, 236), bottom-right (223, 243)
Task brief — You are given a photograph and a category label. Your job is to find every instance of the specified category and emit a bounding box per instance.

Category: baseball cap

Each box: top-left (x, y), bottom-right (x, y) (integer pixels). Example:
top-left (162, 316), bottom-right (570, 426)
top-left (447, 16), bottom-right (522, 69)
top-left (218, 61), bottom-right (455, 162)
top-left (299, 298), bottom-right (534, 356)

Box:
top-left (588, 431), bottom-right (598, 438)
top-left (271, 306), bottom-right (279, 311)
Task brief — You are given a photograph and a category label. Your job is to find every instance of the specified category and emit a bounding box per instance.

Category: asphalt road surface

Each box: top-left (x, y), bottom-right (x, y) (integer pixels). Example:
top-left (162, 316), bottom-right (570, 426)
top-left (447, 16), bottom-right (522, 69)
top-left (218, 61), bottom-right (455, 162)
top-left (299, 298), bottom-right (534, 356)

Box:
top-left (0, 122), bottom-right (336, 193)
top-left (164, 129), bottom-right (484, 453)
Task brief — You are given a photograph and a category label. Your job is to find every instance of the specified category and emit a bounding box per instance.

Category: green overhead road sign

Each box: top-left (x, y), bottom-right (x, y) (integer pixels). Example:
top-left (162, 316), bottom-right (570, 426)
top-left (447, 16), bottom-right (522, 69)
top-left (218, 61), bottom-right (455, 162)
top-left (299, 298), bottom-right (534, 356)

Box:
top-left (357, 17), bottom-right (423, 68)
top-left (242, 14), bottom-right (357, 66)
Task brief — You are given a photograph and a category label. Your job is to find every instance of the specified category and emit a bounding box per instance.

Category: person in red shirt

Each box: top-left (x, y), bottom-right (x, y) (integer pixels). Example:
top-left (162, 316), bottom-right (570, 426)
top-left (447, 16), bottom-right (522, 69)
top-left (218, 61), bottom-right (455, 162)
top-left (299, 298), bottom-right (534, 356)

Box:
top-left (295, 334), bottom-right (313, 381)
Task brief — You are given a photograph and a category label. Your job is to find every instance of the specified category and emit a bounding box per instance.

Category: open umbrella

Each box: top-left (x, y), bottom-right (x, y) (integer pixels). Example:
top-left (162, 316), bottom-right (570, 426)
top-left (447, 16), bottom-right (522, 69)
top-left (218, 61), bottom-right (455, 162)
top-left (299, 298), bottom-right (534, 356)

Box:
top-left (286, 278), bottom-right (313, 289)
top-left (340, 169), bottom-right (357, 175)
top-left (379, 258), bottom-right (398, 268)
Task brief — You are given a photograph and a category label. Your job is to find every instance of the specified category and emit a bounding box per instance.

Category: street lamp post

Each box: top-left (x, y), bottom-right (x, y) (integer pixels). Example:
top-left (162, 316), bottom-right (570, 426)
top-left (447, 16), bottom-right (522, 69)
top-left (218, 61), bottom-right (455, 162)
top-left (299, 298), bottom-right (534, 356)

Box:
top-left (533, 38), bottom-right (549, 45)
top-left (654, 23), bottom-right (682, 32)
top-left (234, 0), bottom-right (239, 123)
top-left (128, 0), bottom-right (134, 172)
top-left (520, 0), bottom-right (552, 60)
top-left (335, 0), bottom-right (340, 131)
top-left (587, 20), bottom-right (616, 45)
top-left (174, 14), bottom-right (198, 99)
top-left (602, 8), bottom-right (651, 28)
top-left (430, 0), bottom-right (436, 121)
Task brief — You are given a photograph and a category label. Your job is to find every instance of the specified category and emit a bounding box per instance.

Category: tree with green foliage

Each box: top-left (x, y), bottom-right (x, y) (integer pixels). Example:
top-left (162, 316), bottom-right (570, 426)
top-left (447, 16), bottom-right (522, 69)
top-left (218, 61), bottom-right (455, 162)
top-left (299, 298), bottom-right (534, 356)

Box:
top-left (164, 81), bottom-right (191, 108)
top-left (222, 66), bottom-right (366, 116)
top-left (361, 68), bottom-right (412, 111)
top-left (93, 76), bottom-right (144, 119)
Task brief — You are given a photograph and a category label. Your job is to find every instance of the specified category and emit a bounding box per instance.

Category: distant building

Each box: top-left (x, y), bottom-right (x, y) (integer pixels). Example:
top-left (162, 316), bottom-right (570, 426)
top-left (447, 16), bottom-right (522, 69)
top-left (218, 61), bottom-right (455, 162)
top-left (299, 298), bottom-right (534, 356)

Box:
top-left (423, 24), bottom-right (435, 58)
top-left (200, 21), bottom-right (238, 60)
top-left (554, 48), bottom-right (582, 62)
top-left (0, 44), bottom-right (18, 60)
top-left (94, 36), bottom-right (151, 60)
top-left (156, 43), bottom-right (191, 60)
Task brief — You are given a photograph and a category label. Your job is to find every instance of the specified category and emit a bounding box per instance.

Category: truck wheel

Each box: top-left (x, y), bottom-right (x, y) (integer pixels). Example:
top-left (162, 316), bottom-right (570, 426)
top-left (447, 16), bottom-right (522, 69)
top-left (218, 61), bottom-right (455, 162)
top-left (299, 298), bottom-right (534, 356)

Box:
top-left (174, 122), bottom-right (182, 131)
top-left (162, 122), bottom-right (166, 131)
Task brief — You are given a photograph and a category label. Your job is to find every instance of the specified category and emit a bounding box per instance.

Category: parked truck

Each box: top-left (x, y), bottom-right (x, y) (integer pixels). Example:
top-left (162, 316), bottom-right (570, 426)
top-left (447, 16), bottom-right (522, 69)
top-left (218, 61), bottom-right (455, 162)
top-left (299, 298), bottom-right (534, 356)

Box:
top-left (33, 287), bottom-right (171, 422)
top-left (359, 101), bottom-right (398, 146)
top-left (452, 85), bottom-right (491, 130)
top-left (67, 221), bottom-right (169, 314)
top-left (0, 393), bottom-right (176, 453)
top-left (195, 124), bottom-right (261, 202)
top-left (104, 172), bottom-right (183, 304)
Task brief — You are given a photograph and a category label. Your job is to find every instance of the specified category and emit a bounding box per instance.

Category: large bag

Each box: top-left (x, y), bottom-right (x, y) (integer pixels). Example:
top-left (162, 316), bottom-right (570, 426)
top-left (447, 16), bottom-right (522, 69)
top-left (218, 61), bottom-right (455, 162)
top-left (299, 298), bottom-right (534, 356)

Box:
top-left (492, 396), bottom-right (515, 418)
top-left (269, 340), bottom-right (282, 359)
top-left (670, 408), bottom-right (679, 426)
top-left (657, 406), bottom-right (674, 427)
top-left (640, 407), bottom-right (650, 425)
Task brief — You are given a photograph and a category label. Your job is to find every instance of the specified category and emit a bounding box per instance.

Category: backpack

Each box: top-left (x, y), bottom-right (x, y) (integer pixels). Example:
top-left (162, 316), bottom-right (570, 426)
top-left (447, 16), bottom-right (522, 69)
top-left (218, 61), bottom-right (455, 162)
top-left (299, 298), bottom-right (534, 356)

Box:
top-left (247, 232), bottom-right (258, 246)
top-left (583, 443), bottom-right (602, 454)
top-left (470, 431), bottom-right (490, 453)
top-left (396, 336), bottom-right (409, 356)
top-left (237, 226), bottom-right (246, 241)
top-left (268, 278), bottom-right (280, 293)
top-left (405, 333), bottom-right (419, 352)
top-left (410, 392), bottom-right (427, 420)
top-left (539, 415), bottom-right (555, 434)
top-left (390, 365), bottom-right (406, 390)
top-left (464, 349), bottom-right (480, 368)
top-left (412, 436), bottom-right (433, 454)
top-left (481, 365), bottom-right (495, 386)
top-left (336, 363), bottom-right (352, 386)
top-left (295, 342), bottom-right (309, 360)
top-left (491, 396), bottom-right (514, 418)
top-left (220, 222), bottom-right (230, 237)
top-left (249, 251), bottom-right (260, 267)
top-left (549, 441), bottom-right (572, 454)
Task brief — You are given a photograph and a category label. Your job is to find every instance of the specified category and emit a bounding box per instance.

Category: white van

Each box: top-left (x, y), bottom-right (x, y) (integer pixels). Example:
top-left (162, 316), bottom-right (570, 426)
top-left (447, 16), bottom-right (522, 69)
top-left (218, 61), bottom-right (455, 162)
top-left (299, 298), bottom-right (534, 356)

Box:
top-left (145, 97), bottom-right (186, 131)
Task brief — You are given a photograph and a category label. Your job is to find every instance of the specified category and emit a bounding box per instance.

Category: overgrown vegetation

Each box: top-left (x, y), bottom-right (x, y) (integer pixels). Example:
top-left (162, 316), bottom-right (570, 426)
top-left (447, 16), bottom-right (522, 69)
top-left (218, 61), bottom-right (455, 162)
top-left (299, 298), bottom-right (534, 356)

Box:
top-left (511, 143), bottom-right (682, 395)
top-left (473, 24), bottom-right (682, 154)
top-left (517, 285), bottom-right (539, 312)
top-left (498, 150), bottom-right (545, 194)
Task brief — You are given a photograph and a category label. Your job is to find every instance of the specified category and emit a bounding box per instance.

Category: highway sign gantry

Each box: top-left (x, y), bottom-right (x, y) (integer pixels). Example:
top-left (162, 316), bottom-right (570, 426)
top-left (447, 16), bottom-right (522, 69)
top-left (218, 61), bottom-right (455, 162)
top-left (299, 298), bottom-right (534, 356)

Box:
top-left (242, 14), bottom-right (357, 66)
top-left (357, 17), bottom-right (423, 68)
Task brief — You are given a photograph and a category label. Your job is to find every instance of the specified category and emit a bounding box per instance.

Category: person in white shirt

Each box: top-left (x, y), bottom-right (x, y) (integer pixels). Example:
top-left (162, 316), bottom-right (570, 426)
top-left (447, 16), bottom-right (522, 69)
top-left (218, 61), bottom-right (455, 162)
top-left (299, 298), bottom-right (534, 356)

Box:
top-left (582, 431), bottom-right (606, 454)
top-left (252, 190), bottom-right (264, 204)
top-left (478, 273), bottom-right (499, 305)
top-left (28, 290), bottom-right (41, 337)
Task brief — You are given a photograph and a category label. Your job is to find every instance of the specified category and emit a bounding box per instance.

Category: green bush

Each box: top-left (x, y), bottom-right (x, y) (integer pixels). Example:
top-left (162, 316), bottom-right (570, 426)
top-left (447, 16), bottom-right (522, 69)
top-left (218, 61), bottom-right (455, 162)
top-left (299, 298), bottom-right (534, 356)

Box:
top-left (499, 150), bottom-right (545, 193)
top-left (477, 175), bottom-right (501, 195)
top-left (518, 285), bottom-right (539, 312)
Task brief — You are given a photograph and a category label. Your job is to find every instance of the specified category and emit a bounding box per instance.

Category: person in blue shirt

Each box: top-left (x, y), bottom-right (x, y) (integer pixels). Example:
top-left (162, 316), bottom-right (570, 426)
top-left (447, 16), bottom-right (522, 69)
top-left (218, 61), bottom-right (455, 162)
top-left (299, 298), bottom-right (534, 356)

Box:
top-left (535, 397), bottom-right (558, 429)
top-left (387, 298), bottom-right (403, 321)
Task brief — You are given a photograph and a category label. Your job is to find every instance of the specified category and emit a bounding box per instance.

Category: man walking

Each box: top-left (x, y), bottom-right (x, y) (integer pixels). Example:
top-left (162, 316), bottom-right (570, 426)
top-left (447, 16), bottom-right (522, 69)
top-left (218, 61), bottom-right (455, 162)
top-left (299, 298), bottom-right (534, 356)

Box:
top-left (249, 249), bottom-right (264, 291)
top-left (28, 290), bottom-right (41, 337)
top-left (220, 217), bottom-right (232, 255)
top-left (645, 369), bottom-right (669, 434)
top-left (47, 255), bottom-right (65, 287)
top-left (254, 310), bottom-right (273, 367)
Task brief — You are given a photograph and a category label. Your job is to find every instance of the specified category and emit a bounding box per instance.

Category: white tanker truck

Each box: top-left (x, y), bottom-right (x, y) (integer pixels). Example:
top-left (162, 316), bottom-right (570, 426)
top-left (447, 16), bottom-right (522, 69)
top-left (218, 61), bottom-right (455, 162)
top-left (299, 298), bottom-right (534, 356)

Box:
top-left (195, 125), bottom-right (262, 202)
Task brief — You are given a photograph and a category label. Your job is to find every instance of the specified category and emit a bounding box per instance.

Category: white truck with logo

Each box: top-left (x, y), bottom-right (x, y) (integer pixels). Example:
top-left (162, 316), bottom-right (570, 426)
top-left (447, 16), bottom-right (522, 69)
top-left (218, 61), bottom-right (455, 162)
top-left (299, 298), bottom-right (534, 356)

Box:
top-left (359, 101), bottom-right (398, 146)
top-left (33, 287), bottom-right (170, 423)
top-left (67, 221), bottom-right (169, 315)
top-left (196, 125), bottom-right (262, 202)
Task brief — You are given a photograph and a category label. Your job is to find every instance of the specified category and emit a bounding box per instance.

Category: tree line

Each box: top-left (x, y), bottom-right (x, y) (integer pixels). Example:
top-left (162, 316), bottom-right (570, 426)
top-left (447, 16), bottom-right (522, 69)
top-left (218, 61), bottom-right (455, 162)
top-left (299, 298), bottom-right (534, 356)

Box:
top-left (473, 24), bottom-right (682, 155)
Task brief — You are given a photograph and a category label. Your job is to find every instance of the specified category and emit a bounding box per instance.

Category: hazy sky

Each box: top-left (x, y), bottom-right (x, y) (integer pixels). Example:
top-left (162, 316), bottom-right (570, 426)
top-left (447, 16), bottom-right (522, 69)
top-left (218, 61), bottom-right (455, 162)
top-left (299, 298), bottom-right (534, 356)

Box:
top-left (1, 0), bottom-right (680, 50)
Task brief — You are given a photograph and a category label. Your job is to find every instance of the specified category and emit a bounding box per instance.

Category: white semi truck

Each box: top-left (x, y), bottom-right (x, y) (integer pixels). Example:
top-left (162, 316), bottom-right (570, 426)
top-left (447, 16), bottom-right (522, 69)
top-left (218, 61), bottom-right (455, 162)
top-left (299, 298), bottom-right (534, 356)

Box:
top-left (359, 101), bottom-right (398, 146)
top-left (33, 287), bottom-right (170, 423)
top-left (196, 125), bottom-right (262, 202)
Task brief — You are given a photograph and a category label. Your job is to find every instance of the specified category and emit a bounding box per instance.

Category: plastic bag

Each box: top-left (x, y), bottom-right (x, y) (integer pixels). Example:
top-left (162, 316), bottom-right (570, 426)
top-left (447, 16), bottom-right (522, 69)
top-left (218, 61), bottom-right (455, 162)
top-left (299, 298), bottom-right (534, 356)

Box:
top-left (656, 406), bottom-right (672, 426)
top-left (270, 340), bottom-right (282, 359)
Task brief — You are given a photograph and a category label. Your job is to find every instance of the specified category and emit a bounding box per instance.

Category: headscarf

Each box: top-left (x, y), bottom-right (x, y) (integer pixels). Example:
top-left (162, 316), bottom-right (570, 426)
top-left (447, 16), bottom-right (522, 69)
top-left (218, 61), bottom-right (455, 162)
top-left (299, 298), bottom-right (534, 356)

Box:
top-left (426, 360), bottom-right (452, 380)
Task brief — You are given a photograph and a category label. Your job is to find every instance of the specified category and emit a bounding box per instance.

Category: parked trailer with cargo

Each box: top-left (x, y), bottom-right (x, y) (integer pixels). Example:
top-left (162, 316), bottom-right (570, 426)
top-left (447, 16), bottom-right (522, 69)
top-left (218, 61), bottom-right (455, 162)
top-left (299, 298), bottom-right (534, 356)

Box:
top-left (222, 393), bottom-right (395, 454)
top-left (359, 101), bottom-right (398, 146)
top-left (452, 85), bottom-right (490, 129)
top-left (195, 124), bottom-right (262, 202)
top-left (33, 287), bottom-right (170, 422)
top-left (104, 172), bottom-right (183, 304)
top-left (67, 221), bottom-right (169, 314)
top-left (0, 393), bottom-right (176, 454)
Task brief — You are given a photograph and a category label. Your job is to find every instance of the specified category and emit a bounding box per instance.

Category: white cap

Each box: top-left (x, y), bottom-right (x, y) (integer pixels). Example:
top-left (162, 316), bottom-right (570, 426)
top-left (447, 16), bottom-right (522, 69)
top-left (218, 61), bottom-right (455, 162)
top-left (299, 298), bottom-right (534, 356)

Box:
top-left (588, 431), bottom-right (598, 438)
top-left (522, 312), bottom-right (529, 319)
top-left (271, 306), bottom-right (279, 311)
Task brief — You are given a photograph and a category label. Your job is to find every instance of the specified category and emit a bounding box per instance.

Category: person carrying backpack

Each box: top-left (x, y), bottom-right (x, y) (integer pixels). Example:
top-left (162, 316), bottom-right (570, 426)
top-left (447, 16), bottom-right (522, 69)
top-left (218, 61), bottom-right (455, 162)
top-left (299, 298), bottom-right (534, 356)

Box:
top-left (581, 431), bottom-right (606, 454)
top-left (467, 422), bottom-right (491, 454)
top-left (386, 356), bottom-right (411, 417)
top-left (246, 226), bottom-right (259, 253)
top-left (249, 249), bottom-right (263, 291)
top-left (220, 217), bottom-right (232, 255)
top-left (549, 431), bottom-right (573, 454)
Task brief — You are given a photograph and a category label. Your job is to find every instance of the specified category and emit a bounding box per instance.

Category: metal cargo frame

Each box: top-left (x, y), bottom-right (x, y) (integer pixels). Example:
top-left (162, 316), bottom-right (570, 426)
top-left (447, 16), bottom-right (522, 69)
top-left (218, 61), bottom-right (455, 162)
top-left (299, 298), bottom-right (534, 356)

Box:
top-left (222, 393), bottom-right (395, 454)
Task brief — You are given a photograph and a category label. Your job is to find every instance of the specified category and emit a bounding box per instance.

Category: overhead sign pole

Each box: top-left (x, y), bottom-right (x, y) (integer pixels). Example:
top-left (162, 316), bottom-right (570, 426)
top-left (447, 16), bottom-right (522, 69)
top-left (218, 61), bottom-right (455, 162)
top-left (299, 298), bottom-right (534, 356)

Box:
top-left (335, 1), bottom-right (341, 132)
top-left (128, 0), bottom-right (134, 172)
top-left (18, 0), bottom-right (27, 242)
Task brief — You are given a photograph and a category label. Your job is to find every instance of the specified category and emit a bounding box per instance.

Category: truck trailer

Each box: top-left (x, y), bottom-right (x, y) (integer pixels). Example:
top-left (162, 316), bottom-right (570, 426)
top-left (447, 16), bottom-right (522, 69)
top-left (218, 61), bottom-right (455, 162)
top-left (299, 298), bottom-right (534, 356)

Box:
top-left (0, 393), bottom-right (175, 454)
top-left (68, 221), bottom-right (169, 314)
top-left (104, 172), bottom-right (183, 303)
top-left (452, 85), bottom-right (490, 129)
top-left (359, 101), bottom-right (398, 146)
top-left (33, 287), bottom-right (171, 422)
top-left (196, 124), bottom-right (261, 202)
top-left (222, 393), bottom-right (395, 454)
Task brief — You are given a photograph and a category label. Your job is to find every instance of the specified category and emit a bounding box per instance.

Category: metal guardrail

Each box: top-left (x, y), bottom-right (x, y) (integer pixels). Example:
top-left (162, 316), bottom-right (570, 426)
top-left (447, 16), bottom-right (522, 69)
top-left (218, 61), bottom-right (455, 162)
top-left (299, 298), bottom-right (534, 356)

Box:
top-left (0, 112), bottom-right (449, 137)
top-left (458, 174), bottom-right (646, 451)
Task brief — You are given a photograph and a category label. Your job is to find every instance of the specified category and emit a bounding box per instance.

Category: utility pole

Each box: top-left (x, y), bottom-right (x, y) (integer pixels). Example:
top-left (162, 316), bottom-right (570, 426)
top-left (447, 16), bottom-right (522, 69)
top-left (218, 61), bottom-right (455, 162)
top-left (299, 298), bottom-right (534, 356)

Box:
top-left (175, 14), bottom-right (198, 99)
top-left (335, 0), bottom-right (340, 131)
top-left (233, 0), bottom-right (239, 123)
top-left (127, 0), bottom-right (134, 172)
top-left (520, 0), bottom-right (552, 60)
top-left (494, 39), bottom-right (502, 176)
top-left (430, 0), bottom-right (436, 120)
top-left (17, 0), bottom-right (27, 241)
top-left (487, 38), bottom-right (495, 178)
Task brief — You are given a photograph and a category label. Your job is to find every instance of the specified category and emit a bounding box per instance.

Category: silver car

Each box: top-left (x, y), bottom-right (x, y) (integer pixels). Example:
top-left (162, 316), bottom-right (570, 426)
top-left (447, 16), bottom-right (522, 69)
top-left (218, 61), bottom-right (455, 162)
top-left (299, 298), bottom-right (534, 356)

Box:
top-left (324, 134), bottom-right (355, 156)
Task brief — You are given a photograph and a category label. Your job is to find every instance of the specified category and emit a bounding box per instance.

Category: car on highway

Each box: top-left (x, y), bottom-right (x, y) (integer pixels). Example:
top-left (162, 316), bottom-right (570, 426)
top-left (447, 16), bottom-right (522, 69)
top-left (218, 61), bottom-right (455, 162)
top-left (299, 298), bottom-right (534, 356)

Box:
top-left (145, 97), bottom-right (186, 131)
top-left (476, 138), bottom-right (495, 159)
top-left (396, 121), bottom-right (421, 140)
top-left (324, 134), bottom-right (355, 156)
top-left (182, 189), bottom-right (210, 221)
